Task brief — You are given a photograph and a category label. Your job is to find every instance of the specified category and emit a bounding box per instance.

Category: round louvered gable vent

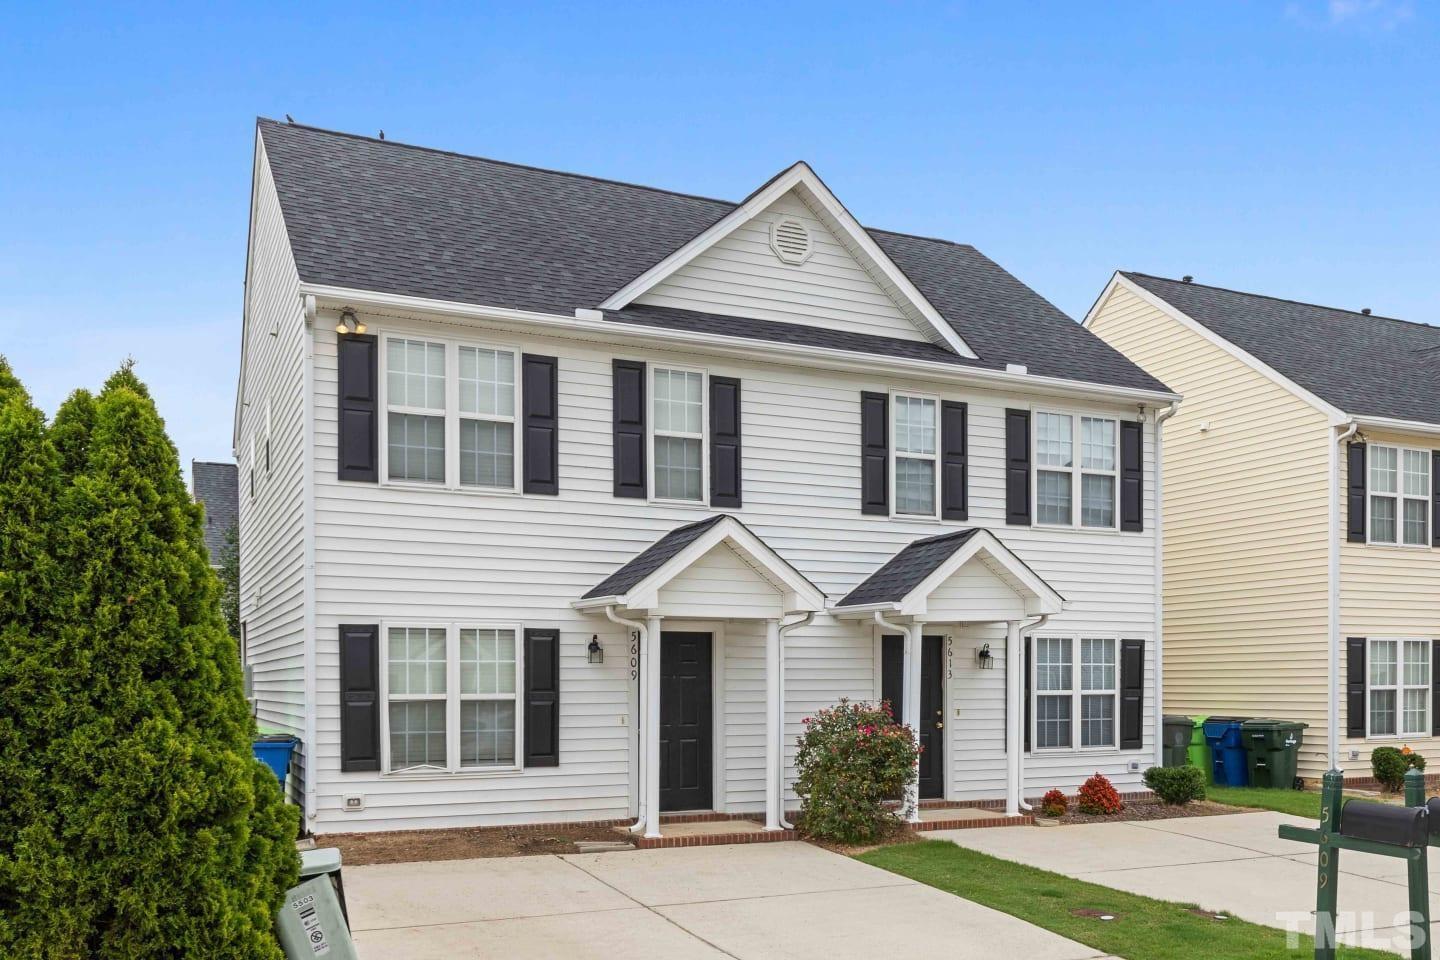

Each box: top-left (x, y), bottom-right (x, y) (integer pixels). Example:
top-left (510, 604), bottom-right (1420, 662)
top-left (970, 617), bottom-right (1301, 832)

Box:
top-left (769, 217), bottom-right (813, 265)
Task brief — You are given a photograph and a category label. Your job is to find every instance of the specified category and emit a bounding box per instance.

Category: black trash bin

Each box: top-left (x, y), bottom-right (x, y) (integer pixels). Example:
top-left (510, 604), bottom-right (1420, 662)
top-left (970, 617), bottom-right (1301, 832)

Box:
top-left (1241, 719), bottom-right (1307, 789)
top-left (1162, 715), bottom-right (1192, 768)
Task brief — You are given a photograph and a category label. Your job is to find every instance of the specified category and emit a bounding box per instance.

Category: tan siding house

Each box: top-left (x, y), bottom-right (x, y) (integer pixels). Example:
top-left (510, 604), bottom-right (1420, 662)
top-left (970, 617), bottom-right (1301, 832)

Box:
top-left (1088, 272), bottom-right (1440, 781)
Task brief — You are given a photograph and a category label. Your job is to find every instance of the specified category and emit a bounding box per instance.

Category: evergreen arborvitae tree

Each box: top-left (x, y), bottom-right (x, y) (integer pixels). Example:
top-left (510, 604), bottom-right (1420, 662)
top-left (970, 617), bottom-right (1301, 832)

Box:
top-left (0, 360), bottom-right (299, 958)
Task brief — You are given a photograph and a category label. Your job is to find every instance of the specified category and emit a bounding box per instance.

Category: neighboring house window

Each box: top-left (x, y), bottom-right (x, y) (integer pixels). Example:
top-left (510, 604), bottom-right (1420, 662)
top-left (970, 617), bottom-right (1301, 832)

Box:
top-left (1034, 412), bottom-right (1117, 529)
top-left (382, 335), bottom-right (520, 491)
top-left (1033, 635), bottom-right (1118, 750)
top-left (264, 397), bottom-right (273, 474)
top-left (384, 622), bottom-right (521, 773)
top-left (892, 394), bottom-right (938, 517)
top-left (248, 434), bottom-right (256, 500)
top-left (1368, 638), bottom-right (1430, 737)
top-left (1369, 445), bottom-right (1429, 546)
top-left (652, 367), bottom-right (704, 501)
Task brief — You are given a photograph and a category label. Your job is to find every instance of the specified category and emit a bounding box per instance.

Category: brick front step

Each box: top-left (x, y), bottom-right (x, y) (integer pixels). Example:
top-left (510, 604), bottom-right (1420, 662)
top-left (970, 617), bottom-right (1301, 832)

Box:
top-left (633, 827), bottom-right (799, 849)
top-left (911, 813), bottom-right (1033, 831)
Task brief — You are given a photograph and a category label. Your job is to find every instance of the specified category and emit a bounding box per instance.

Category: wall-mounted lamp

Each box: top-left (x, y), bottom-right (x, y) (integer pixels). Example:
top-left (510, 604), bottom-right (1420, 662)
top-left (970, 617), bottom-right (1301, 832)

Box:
top-left (335, 308), bottom-right (367, 336)
top-left (588, 635), bottom-right (604, 664)
top-left (975, 643), bottom-right (994, 669)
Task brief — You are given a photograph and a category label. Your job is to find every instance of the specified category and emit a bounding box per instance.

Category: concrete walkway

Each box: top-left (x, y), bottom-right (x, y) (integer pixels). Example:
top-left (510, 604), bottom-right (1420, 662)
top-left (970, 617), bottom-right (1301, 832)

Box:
top-left (934, 811), bottom-right (1437, 955)
top-left (345, 840), bottom-right (1112, 959)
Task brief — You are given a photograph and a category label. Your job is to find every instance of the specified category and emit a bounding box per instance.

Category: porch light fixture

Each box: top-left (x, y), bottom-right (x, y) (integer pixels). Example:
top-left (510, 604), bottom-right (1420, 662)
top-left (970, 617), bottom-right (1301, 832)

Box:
top-left (975, 643), bottom-right (994, 669)
top-left (335, 308), bottom-right (367, 336)
top-left (588, 635), bottom-right (604, 664)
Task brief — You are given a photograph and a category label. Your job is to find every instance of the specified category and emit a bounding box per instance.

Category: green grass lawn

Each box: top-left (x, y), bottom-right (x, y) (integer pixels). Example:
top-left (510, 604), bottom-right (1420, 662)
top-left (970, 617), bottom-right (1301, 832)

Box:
top-left (859, 840), bottom-right (1395, 960)
top-left (1207, 785), bottom-right (1322, 819)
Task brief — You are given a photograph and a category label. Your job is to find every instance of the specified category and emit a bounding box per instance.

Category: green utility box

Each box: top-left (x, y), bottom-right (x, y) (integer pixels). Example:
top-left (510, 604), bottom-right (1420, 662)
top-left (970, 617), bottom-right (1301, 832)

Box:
top-left (1162, 715), bottom-right (1192, 767)
top-left (1241, 719), bottom-right (1307, 789)
top-left (1188, 715), bottom-right (1209, 777)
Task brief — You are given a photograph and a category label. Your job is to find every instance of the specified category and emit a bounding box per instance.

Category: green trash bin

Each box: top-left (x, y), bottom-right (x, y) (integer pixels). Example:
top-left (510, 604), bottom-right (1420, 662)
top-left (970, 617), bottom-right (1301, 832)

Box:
top-left (1188, 715), bottom-right (1209, 777)
top-left (1241, 719), bottom-right (1307, 789)
top-left (1162, 715), bottom-right (1192, 767)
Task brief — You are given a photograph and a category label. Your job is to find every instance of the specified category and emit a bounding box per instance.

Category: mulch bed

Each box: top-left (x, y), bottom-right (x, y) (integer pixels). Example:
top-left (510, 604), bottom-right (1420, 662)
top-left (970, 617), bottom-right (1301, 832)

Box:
top-left (1044, 799), bottom-right (1247, 825)
top-left (318, 823), bottom-right (630, 866)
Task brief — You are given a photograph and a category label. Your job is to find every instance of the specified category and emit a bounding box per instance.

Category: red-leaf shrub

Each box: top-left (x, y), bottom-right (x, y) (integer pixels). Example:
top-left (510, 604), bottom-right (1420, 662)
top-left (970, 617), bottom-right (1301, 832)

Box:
top-left (1076, 773), bottom-right (1124, 815)
top-left (1040, 788), bottom-right (1068, 818)
top-left (795, 699), bottom-right (920, 844)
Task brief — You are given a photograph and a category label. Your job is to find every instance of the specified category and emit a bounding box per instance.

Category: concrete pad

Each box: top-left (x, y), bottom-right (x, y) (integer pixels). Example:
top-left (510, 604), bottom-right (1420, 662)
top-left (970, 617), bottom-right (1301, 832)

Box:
top-left (345, 854), bottom-right (633, 930)
top-left (353, 907), bottom-right (729, 959)
top-left (563, 840), bottom-right (909, 906)
top-left (658, 819), bottom-right (766, 838)
top-left (934, 821), bottom-right (1269, 873)
top-left (1130, 811), bottom-right (1315, 856)
top-left (656, 881), bottom-right (1104, 960)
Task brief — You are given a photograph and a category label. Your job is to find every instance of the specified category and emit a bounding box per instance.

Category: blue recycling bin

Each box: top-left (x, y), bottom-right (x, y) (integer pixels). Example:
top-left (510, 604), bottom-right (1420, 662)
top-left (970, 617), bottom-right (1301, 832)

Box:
top-left (253, 734), bottom-right (298, 790)
top-left (1202, 717), bottom-right (1251, 786)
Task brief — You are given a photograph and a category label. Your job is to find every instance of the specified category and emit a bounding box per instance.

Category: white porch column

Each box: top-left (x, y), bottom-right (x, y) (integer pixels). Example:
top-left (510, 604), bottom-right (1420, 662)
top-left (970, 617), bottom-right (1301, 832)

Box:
top-left (765, 618), bottom-right (782, 831)
top-left (903, 620), bottom-right (925, 823)
top-left (644, 615), bottom-right (663, 839)
top-left (1005, 620), bottom-right (1023, 817)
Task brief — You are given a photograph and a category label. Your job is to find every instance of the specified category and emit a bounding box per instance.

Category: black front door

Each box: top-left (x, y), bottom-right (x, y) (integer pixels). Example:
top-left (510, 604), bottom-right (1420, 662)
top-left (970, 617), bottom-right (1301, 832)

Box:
top-left (881, 635), bottom-right (945, 799)
top-left (660, 632), bottom-right (713, 811)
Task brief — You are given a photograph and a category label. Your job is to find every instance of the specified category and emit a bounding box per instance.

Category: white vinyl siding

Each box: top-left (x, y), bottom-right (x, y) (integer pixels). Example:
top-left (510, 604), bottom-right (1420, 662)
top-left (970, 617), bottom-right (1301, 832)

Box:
top-left (1369, 445), bottom-right (1429, 547)
top-left (892, 393), bottom-right (938, 517)
top-left (1368, 637), bottom-right (1430, 738)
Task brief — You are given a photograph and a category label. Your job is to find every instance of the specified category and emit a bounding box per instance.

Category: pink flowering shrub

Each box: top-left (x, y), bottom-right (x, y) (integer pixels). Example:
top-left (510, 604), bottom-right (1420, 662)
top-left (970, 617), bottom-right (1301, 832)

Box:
top-left (794, 699), bottom-right (920, 844)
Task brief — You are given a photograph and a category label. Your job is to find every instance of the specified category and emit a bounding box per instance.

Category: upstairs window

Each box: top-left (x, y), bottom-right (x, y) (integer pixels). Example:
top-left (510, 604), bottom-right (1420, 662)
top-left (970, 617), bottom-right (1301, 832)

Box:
top-left (386, 337), bottom-right (446, 484)
top-left (652, 367), bottom-right (704, 501)
top-left (1369, 445), bottom-right (1429, 546)
top-left (1034, 412), bottom-right (1117, 529)
top-left (892, 394), bottom-right (938, 517)
top-left (458, 346), bottom-right (517, 489)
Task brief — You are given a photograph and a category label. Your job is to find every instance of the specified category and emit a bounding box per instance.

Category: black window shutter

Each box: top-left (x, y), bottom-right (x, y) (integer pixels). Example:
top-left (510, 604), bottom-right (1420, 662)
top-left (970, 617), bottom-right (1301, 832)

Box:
top-left (521, 354), bottom-right (559, 495)
top-left (339, 624), bottom-right (380, 772)
top-left (881, 635), bottom-right (904, 721)
top-left (337, 334), bottom-right (378, 482)
top-left (1022, 636), bottom-right (1032, 753)
top-left (1120, 639), bottom-right (1145, 749)
top-left (860, 392), bottom-right (889, 515)
top-left (1347, 442), bottom-right (1367, 543)
top-left (1432, 453), bottom-right (1440, 548)
top-left (940, 401), bottom-right (968, 521)
top-left (709, 376), bottom-right (742, 508)
top-left (612, 360), bottom-right (647, 498)
top-left (1120, 420), bottom-right (1144, 532)
top-left (1005, 409), bottom-right (1031, 525)
top-left (1346, 637), bottom-right (1367, 738)
top-left (524, 628), bottom-right (561, 767)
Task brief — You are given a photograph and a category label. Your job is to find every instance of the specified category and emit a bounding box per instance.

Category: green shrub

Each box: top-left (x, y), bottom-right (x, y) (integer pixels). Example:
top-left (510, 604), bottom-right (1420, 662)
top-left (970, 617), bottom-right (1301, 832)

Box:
top-left (0, 359), bottom-right (300, 958)
top-left (1372, 746), bottom-right (1426, 791)
top-left (795, 699), bottom-right (920, 844)
top-left (1143, 765), bottom-right (1207, 805)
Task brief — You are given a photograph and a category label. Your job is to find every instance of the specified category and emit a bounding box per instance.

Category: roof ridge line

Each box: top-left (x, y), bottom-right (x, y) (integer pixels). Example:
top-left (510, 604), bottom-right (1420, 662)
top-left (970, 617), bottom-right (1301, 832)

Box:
top-left (1124, 271), bottom-right (1432, 332)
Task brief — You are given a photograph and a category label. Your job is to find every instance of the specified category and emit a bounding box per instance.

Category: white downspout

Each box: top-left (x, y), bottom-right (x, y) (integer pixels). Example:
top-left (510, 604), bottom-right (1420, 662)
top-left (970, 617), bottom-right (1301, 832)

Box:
top-left (1152, 401), bottom-right (1179, 769)
top-left (873, 611), bottom-right (919, 822)
top-left (605, 605), bottom-right (648, 833)
top-left (1329, 419), bottom-right (1358, 771)
top-left (1014, 613), bottom-right (1051, 812)
top-left (300, 299), bottom-right (319, 828)
top-left (776, 611), bottom-right (814, 830)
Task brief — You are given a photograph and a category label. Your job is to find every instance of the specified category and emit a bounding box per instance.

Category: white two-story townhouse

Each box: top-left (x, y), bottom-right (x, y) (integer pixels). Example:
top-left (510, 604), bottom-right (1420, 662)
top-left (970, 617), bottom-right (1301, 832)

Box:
top-left (235, 119), bottom-right (1179, 840)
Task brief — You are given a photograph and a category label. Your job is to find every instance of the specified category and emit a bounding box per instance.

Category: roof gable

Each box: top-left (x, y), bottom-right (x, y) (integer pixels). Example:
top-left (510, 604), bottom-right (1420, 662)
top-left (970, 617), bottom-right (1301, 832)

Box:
top-left (604, 163), bottom-right (975, 356)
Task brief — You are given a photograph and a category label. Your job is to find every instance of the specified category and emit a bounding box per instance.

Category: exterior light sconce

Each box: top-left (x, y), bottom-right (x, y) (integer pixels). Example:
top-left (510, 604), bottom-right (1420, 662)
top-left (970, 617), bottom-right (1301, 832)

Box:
top-left (975, 643), bottom-right (994, 669)
top-left (335, 308), bottom-right (367, 336)
top-left (588, 635), bottom-right (604, 664)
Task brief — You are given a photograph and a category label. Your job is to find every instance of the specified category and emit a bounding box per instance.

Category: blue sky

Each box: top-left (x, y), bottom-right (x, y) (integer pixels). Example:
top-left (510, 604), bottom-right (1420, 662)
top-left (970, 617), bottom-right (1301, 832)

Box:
top-left (2, 1), bottom-right (1435, 475)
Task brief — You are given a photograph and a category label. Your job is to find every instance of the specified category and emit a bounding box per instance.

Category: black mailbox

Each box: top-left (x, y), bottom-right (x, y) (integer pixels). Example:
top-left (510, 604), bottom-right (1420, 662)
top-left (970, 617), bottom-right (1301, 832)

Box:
top-left (1339, 800), bottom-right (1430, 848)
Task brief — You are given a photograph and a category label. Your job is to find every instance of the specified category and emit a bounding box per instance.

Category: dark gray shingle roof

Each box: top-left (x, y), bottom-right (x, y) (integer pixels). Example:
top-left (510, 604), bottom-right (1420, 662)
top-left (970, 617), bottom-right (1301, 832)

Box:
top-left (1124, 272), bottom-right (1440, 425)
top-left (581, 516), bottom-right (727, 599)
top-left (257, 119), bottom-right (1168, 395)
top-left (837, 529), bottom-right (980, 607)
top-left (191, 460), bottom-right (238, 565)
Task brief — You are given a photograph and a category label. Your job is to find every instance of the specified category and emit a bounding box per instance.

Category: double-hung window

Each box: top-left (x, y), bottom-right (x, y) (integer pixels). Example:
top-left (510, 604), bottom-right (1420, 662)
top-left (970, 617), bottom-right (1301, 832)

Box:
top-left (383, 334), bottom-right (520, 491)
top-left (1034, 412), bottom-right (1118, 529)
top-left (1368, 638), bottom-right (1430, 737)
top-left (652, 367), bottom-right (704, 501)
top-left (1032, 635), bottom-right (1118, 750)
top-left (1369, 445), bottom-right (1430, 546)
top-left (384, 623), bottom-right (522, 773)
top-left (892, 394), bottom-right (938, 517)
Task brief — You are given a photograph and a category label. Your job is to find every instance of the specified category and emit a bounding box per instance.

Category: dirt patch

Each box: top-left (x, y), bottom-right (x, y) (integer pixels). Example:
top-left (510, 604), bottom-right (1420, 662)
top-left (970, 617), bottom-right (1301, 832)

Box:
top-left (1045, 799), bottom-right (1249, 825)
top-left (1188, 908), bottom-right (1233, 921)
top-left (1070, 908), bottom-right (1120, 920)
top-left (811, 831), bottom-right (925, 857)
top-left (318, 823), bottom-right (632, 865)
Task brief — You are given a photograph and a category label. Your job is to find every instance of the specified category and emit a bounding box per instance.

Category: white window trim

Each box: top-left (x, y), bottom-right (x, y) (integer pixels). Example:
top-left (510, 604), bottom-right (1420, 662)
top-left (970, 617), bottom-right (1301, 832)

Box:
top-left (1366, 444), bottom-right (1431, 549)
top-left (1032, 408), bottom-right (1120, 532)
top-left (1029, 633), bottom-right (1120, 753)
top-left (647, 363), bottom-right (709, 506)
top-left (1366, 636), bottom-right (1431, 740)
top-left (377, 331), bottom-right (524, 496)
top-left (379, 620), bottom-right (526, 776)
top-left (888, 389), bottom-right (941, 520)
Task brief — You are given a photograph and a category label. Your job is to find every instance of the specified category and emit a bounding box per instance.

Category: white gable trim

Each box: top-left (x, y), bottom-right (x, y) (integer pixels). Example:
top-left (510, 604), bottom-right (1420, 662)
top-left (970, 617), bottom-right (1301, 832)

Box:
top-left (572, 516), bottom-right (826, 615)
top-left (1084, 273), bottom-right (1346, 424)
top-left (832, 529), bottom-right (1065, 619)
top-left (598, 162), bottom-right (978, 360)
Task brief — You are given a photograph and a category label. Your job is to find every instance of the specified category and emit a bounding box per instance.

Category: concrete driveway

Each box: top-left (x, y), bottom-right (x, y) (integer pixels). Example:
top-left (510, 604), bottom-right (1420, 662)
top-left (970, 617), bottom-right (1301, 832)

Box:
top-left (935, 811), bottom-right (1437, 955)
top-left (344, 840), bottom-right (1112, 959)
